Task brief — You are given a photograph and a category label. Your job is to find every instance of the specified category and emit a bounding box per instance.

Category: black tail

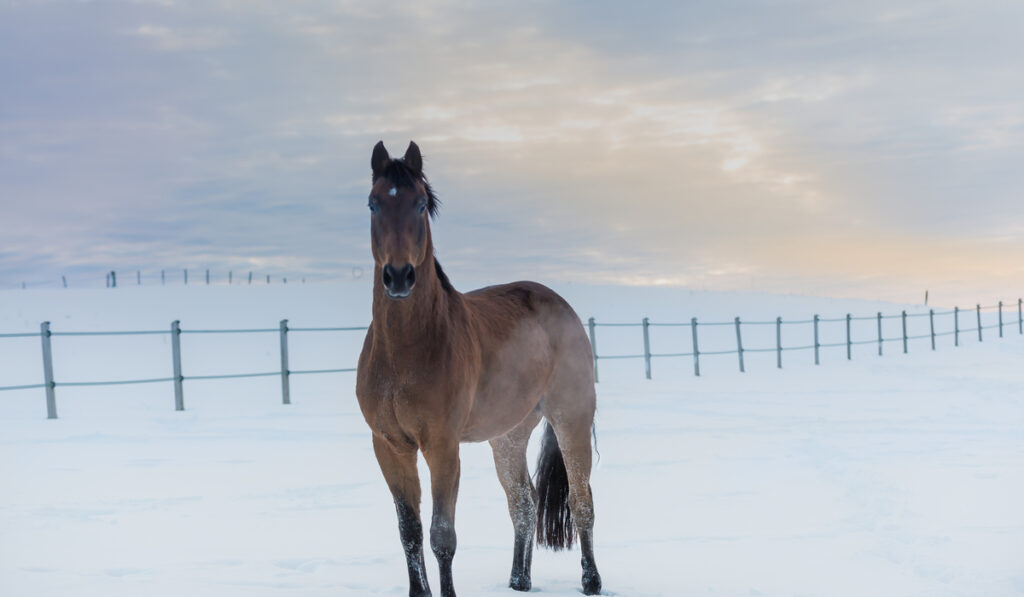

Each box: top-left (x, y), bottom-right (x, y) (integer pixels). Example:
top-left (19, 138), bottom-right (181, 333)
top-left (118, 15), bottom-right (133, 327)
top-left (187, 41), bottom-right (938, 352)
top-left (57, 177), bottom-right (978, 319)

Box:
top-left (534, 421), bottom-right (574, 551)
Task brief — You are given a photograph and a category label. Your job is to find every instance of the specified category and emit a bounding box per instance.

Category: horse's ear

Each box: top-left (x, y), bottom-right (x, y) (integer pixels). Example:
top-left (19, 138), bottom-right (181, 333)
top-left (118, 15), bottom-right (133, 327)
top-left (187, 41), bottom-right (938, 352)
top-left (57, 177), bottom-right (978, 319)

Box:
top-left (403, 141), bottom-right (422, 175)
top-left (371, 141), bottom-right (390, 178)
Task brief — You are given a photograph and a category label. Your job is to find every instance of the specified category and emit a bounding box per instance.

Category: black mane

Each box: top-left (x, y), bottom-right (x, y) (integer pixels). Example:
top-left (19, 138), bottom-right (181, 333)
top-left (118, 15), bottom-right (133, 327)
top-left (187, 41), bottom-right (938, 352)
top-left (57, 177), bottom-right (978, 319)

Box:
top-left (373, 158), bottom-right (441, 219)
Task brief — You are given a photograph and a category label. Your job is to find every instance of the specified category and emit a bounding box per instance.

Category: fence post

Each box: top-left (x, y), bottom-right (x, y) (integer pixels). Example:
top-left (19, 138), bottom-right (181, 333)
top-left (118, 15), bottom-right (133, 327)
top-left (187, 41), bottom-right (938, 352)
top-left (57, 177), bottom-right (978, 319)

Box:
top-left (1019, 298), bottom-right (1022, 335)
top-left (248, 271), bottom-right (253, 285)
top-left (846, 314), bottom-right (852, 360)
top-left (998, 301), bottom-right (1003, 338)
top-left (137, 270), bottom-right (141, 286)
top-left (588, 317), bottom-right (599, 383)
top-left (954, 306), bottom-right (960, 346)
top-left (813, 314), bottom-right (820, 365)
top-left (171, 320), bottom-right (184, 411)
top-left (929, 309), bottom-right (935, 350)
top-left (184, 269), bottom-right (188, 285)
top-left (280, 319), bottom-right (291, 405)
top-left (976, 304), bottom-right (982, 342)
top-left (901, 310), bottom-right (908, 354)
top-left (776, 316), bottom-right (782, 369)
top-left (877, 312), bottom-right (883, 356)
top-left (206, 269), bottom-right (210, 285)
top-left (734, 317), bottom-right (745, 373)
top-left (161, 270), bottom-right (165, 285)
top-left (229, 271), bottom-right (233, 285)
top-left (40, 322), bottom-right (57, 419)
top-left (641, 317), bottom-right (651, 380)
top-left (691, 317), bottom-right (700, 377)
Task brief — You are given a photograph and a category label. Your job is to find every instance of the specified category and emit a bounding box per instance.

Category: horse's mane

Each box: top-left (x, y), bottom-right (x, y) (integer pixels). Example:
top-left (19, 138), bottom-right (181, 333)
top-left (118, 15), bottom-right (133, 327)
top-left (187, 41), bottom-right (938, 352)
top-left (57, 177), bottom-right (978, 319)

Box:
top-left (373, 158), bottom-right (441, 219)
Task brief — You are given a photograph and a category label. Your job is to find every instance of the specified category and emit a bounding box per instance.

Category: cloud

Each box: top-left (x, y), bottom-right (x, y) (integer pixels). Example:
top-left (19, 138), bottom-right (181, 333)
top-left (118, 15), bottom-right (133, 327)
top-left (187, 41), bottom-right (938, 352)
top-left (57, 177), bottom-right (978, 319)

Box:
top-left (1, 0), bottom-right (1022, 305)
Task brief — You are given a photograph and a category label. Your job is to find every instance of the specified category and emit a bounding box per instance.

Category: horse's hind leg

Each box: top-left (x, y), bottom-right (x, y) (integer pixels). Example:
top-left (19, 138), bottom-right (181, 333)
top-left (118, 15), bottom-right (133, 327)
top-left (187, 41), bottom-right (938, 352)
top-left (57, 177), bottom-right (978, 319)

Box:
top-left (550, 418), bottom-right (602, 595)
top-left (489, 410), bottom-right (542, 591)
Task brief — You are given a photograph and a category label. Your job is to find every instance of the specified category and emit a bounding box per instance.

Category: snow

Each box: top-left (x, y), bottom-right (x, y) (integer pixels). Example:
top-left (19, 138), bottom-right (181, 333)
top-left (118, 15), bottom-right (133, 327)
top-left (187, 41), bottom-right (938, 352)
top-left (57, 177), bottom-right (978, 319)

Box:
top-left (2, 282), bottom-right (1023, 596)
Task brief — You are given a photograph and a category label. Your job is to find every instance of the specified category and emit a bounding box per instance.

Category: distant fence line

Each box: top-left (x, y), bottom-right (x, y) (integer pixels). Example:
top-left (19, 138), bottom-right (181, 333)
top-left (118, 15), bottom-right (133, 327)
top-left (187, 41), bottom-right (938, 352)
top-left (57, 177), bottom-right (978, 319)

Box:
top-left (0, 299), bottom-right (1021, 419)
top-left (11, 267), bottom-right (367, 289)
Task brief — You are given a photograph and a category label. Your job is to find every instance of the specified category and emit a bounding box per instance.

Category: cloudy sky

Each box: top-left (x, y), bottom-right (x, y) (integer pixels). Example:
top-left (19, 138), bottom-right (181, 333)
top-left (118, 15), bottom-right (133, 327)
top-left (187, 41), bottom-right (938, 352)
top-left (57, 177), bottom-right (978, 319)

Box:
top-left (2, 0), bottom-right (1023, 304)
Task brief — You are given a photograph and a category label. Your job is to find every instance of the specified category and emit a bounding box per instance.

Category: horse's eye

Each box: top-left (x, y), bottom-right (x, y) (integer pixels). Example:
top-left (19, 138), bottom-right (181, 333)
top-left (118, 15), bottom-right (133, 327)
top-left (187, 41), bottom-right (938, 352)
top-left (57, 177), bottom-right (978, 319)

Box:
top-left (417, 202), bottom-right (426, 215)
top-left (369, 202), bottom-right (379, 214)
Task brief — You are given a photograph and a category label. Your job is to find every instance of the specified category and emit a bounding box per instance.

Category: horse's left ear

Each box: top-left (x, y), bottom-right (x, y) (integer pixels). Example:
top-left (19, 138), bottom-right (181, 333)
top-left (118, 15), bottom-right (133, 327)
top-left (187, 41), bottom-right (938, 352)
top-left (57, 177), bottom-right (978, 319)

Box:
top-left (403, 141), bottom-right (422, 174)
top-left (371, 141), bottom-right (390, 179)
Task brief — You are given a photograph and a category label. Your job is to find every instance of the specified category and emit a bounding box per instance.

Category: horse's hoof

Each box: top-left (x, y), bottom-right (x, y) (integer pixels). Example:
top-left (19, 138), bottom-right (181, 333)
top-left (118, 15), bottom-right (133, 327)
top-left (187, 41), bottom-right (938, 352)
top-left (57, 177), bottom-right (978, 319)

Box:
top-left (509, 575), bottom-right (532, 591)
top-left (582, 570), bottom-right (602, 595)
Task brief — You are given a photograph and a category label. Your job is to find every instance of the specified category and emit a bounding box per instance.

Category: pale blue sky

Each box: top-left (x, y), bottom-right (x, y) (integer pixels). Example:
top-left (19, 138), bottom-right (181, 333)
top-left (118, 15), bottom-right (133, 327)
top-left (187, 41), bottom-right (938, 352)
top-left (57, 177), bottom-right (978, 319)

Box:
top-left (2, 0), bottom-right (1022, 303)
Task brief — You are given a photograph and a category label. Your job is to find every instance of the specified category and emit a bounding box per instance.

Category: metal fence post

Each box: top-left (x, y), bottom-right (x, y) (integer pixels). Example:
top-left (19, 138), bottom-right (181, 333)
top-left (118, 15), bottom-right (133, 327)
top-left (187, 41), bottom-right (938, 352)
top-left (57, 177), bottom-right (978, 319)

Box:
top-left (877, 312), bottom-right (883, 356)
top-left (1019, 298), bottom-right (1022, 335)
top-left (845, 314), bottom-right (852, 360)
top-left (641, 317), bottom-right (651, 380)
top-left (929, 309), bottom-right (935, 350)
top-left (901, 310), bottom-right (908, 354)
top-left (171, 320), bottom-right (184, 411)
top-left (587, 317), bottom-right (599, 383)
top-left (976, 304), bottom-right (982, 342)
top-left (998, 301), bottom-right (1003, 338)
top-left (813, 314), bottom-right (820, 365)
top-left (40, 322), bottom-right (57, 419)
top-left (184, 269), bottom-right (188, 285)
top-left (206, 269), bottom-right (210, 285)
top-left (734, 317), bottom-right (745, 373)
top-left (691, 317), bottom-right (700, 377)
top-left (776, 316), bottom-right (783, 369)
top-left (280, 319), bottom-right (291, 404)
top-left (954, 306), bottom-right (959, 346)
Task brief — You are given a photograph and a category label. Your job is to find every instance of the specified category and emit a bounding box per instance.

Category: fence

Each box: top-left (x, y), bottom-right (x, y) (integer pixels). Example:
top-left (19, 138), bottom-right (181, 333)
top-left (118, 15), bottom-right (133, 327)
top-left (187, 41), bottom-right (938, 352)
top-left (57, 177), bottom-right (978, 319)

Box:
top-left (1, 299), bottom-right (1021, 418)
top-left (586, 299), bottom-right (1023, 382)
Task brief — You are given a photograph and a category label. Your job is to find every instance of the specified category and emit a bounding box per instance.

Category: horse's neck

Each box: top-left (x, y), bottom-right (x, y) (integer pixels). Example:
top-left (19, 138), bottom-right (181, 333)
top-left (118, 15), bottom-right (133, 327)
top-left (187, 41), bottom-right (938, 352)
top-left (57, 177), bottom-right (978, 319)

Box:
top-left (371, 257), bottom-right (458, 352)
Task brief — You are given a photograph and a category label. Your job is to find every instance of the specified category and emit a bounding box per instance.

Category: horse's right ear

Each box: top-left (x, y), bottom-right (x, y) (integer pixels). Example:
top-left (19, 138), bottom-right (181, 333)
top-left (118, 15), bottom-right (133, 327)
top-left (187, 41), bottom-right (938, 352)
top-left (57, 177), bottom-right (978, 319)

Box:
top-left (371, 141), bottom-right (390, 178)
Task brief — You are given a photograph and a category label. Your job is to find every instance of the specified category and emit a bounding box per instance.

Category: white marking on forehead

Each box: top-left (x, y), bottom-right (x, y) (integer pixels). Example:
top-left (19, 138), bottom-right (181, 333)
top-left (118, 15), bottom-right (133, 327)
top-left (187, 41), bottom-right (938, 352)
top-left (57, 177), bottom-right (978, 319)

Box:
top-left (389, 187), bottom-right (397, 196)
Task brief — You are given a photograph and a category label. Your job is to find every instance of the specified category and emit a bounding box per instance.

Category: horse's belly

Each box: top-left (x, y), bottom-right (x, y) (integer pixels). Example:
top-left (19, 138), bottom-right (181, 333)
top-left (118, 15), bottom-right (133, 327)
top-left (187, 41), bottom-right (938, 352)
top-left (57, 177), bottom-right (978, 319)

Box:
top-left (460, 374), bottom-right (545, 442)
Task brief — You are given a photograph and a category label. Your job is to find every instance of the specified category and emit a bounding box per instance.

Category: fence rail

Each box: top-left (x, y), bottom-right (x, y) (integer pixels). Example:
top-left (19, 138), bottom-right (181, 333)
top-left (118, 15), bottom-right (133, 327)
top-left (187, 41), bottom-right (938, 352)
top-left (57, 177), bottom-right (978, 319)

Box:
top-left (1, 298), bottom-right (1021, 418)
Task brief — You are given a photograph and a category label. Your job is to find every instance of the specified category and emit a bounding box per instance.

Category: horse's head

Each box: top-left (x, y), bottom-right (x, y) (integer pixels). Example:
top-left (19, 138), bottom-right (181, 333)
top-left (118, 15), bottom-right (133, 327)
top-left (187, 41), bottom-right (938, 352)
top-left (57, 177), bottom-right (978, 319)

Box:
top-left (368, 140), bottom-right (440, 299)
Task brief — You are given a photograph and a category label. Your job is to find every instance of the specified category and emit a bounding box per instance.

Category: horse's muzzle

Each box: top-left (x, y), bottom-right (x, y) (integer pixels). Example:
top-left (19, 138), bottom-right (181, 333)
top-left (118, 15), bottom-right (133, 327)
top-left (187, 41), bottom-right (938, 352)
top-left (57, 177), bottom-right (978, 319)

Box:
top-left (382, 263), bottom-right (416, 299)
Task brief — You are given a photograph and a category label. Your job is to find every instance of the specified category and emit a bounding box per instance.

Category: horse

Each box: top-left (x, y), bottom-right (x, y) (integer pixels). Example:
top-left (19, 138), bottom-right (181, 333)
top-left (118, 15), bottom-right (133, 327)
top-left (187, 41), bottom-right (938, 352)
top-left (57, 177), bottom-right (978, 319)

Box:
top-left (355, 141), bottom-right (603, 597)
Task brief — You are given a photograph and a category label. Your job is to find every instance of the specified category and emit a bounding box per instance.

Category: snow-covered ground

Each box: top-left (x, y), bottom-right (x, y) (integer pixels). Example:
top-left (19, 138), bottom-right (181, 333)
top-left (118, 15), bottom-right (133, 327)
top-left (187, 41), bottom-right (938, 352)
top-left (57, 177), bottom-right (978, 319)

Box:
top-left (2, 282), bottom-right (1023, 596)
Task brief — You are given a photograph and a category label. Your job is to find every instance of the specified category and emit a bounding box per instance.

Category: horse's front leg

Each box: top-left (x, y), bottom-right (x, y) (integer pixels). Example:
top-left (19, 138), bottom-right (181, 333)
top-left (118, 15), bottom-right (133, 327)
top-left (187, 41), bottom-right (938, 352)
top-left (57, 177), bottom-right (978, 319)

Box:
top-left (372, 434), bottom-right (431, 597)
top-left (423, 441), bottom-right (461, 597)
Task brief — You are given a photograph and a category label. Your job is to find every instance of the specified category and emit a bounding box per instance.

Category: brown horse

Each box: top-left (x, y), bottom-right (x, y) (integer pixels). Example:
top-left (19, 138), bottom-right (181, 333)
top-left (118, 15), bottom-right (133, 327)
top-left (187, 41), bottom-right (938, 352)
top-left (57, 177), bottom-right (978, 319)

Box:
top-left (355, 141), bottom-right (602, 596)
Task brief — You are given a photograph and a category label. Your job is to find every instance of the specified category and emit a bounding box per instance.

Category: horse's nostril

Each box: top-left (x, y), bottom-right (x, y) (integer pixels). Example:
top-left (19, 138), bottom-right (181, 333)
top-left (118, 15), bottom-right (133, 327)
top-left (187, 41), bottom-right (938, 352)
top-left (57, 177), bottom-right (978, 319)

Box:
top-left (382, 265), bottom-right (394, 287)
top-left (405, 266), bottom-right (416, 287)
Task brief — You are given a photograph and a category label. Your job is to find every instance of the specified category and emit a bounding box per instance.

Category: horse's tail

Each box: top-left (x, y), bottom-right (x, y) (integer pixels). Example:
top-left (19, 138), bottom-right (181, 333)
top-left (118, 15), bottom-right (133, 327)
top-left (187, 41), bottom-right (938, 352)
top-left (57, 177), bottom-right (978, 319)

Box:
top-left (534, 420), bottom-right (575, 551)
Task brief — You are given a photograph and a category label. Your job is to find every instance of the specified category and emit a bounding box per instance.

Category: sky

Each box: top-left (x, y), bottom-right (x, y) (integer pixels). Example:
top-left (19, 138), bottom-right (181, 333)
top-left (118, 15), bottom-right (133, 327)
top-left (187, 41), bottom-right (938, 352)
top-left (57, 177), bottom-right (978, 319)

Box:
top-left (1, 0), bottom-right (1023, 305)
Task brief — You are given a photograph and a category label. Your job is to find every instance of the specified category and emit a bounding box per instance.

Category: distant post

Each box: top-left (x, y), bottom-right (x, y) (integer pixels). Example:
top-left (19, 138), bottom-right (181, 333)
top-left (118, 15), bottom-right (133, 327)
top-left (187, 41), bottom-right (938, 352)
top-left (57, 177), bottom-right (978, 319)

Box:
top-left (929, 309), bottom-right (935, 350)
top-left (41, 322), bottom-right (57, 419)
top-left (776, 316), bottom-right (783, 369)
top-left (690, 317), bottom-right (700, 377)
top-left (206, 269), bottom-right (210, 285)
top-left (641, 317), bottom-right (651, 380)
top-left (229, 271), bottom-right (233, 285)
top-left (998, 301), bottom-right (1003, 338)
top-left (813, 314), bottom-right (820, 365)
top-left (280, 319), bottom-right (291, 405)
top-left (901, 310), bottom-right (908, 354)
top-left (845, 314), bottom-right (852, 360)
top-left (61, 275), bottom-right (67, 288)
top-left (976, 304), bottom-right (982, 342)
top-left (1019, 298), bottom-right (1023, 335)
top-left (954, 306), bottom-right (959, 346)
top-left (161, 270), bottom-right (165, 285)
top-left (876, 312), bottom-right (883, 356)
top-left (137, 270), bottom-right (141, 286)
top-left (184, 269), bottom-right (188, 285)
top-left (587, 317), bottom-right (598, 383)
top-left (734, 317), bottom-right (744, 373)
top-left (171, 320), bottom-right (184, 411)
top-left (248, 271), bottom-right (253, 285)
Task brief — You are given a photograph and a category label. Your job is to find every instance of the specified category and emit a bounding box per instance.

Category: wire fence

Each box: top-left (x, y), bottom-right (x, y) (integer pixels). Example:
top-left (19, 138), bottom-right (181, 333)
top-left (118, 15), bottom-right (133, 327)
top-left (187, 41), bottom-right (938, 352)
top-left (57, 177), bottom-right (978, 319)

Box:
top-left (1, 298), bottom-right (1021, 418)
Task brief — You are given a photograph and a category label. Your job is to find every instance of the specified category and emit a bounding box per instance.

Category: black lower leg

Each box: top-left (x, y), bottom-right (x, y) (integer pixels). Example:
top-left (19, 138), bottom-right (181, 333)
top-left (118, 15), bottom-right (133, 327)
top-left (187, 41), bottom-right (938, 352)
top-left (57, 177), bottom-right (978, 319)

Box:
top-left (579, 529), bottom-right (602, 595)
top-left (396, 500), bottom-right (431, 597)
top-left (509, 528), bottom-right (533, 591)
top-left (431, 514), bottom-right (457, 597)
